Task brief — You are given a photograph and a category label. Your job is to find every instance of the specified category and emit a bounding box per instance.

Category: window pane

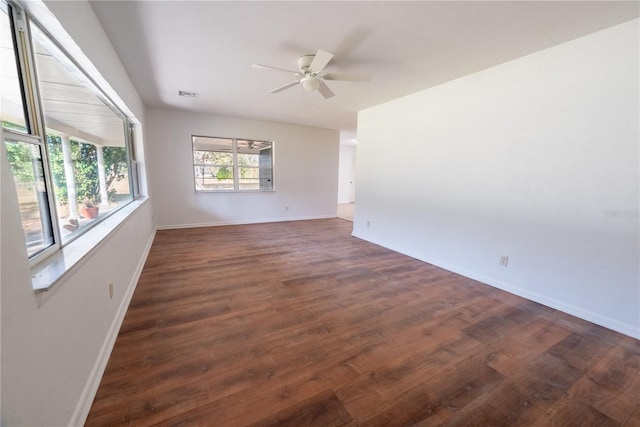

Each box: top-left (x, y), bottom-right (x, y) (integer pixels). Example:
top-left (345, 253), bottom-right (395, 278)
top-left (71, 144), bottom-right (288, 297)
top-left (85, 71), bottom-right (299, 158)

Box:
top-left (193, 136), bottom-right (233, 155)
top-left (1, 6), bottom-right (28, 132)
top-left (238, 167), bottom-right (259, 190)
top-left (237, 139), bottom-right (271, 153)
top-left (193, 137), bottom-right (273, 192)
top-left (238, 153), bottom-right (259, 166)
top-left (194, 166), bottom-right (234, 191)
top-left (194, 150), bottom-right (232, 165)
top-left (4, 139), bottom-right (54, 256)
top-left (258, 144), bottom-right (273, 191)
top-left (238, 140), bottom-right (273, 190)
top-left (31, 23), bottom-right (133, 243)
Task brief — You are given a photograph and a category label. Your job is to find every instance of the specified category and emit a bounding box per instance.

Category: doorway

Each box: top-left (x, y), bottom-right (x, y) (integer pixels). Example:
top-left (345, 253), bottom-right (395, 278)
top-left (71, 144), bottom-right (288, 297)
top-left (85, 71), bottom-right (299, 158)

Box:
top-left (337, 142), bottom-right (356, 222)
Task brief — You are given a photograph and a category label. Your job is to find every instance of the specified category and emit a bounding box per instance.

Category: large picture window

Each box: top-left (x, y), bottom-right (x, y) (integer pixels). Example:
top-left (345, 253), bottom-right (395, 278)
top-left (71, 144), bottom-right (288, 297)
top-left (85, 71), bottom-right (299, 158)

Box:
top-left (2, 1), bottom-right (137, 262)
top-left (192, 136), bottom-right (273, 192)
top-left (31, 23), bottom-right (133, 244)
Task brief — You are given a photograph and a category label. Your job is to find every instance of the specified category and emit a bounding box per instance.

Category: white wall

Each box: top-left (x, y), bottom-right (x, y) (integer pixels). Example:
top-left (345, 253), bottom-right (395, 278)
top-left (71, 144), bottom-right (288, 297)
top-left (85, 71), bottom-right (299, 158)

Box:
top-left (338, 144), bottom-right (357, 203)
top-left (1, 1), bottom-right (155, 425)
top-left (354, 19), bottom-right (639, 338)
top-left (147, 108), bottom-right (340, 228)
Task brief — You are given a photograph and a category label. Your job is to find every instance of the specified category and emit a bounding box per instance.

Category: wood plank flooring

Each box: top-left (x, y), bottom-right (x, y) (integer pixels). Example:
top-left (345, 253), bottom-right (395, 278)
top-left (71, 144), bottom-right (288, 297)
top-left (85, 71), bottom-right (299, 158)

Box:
top-left (86, 218), bottom-right (640, 426)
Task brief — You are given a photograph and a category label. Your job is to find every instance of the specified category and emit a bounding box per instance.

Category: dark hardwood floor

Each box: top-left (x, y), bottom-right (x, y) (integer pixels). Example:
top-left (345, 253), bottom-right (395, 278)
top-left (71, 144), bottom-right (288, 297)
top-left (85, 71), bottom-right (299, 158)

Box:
top-left (86, 219), bottom-right (640, 426)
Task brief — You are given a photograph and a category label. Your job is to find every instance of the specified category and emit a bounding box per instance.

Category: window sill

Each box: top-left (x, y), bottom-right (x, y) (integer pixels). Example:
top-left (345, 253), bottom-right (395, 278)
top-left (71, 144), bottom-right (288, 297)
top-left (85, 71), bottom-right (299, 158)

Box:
top-left (31, 197), bottom-right (149, 293)
top-left (195, 190), bottom-right (276, 194)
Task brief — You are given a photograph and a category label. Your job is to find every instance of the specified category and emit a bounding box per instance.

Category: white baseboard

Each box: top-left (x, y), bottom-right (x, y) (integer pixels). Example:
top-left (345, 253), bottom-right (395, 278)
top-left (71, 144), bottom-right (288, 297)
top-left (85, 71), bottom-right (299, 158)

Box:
top-left (156, 214), bottom-right (336, 230)
top-left (68, 228), bottom-right (156, 426)
top-left (352, 231), bottom-right (640, 340)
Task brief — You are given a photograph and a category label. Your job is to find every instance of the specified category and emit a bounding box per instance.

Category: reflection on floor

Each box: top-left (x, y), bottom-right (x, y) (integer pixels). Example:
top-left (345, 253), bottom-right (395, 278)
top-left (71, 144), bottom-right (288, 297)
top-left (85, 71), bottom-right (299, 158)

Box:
top-left (337, 203), bottom-right (354, 222)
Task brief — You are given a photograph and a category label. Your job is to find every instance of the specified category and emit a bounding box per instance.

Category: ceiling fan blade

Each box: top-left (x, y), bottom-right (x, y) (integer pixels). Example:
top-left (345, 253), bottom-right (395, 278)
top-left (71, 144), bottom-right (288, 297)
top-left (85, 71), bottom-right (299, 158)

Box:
top-left (310, 49), bottom-right (334, 73)
top-left (252, 63), bottom-right (301, 76)
top-left (270, 80), bottom-right (300, 94)
top-left (317, 80), bottom-right (335, 99)
top-left (322, 72), bottom-right (371, 82)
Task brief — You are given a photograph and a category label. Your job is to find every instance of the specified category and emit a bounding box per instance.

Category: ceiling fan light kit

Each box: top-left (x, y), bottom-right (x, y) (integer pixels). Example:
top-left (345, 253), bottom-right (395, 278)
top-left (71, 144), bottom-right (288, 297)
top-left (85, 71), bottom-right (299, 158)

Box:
top-left (252, 49), bottom-right (370, 99)
top-left (300, 75), bottom-right (321, 92)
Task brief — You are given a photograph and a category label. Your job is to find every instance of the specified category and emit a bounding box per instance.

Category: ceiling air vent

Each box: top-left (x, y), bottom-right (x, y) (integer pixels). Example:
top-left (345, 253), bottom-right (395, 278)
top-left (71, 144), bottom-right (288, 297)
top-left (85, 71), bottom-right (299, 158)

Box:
top-left (178, 90), bottom-right (199, 98)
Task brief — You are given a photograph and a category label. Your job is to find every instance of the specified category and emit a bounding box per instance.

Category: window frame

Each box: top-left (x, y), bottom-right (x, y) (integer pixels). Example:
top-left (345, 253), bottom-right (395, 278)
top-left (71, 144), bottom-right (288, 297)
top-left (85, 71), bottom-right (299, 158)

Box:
top-left (2, 0), bottom-right (139, 268)
top-left (192, 135), bottom-right (274, 193)
top-left (3, 128), bottom-right (59, 263)
top-left (3, 1), bottom-right (60, 264)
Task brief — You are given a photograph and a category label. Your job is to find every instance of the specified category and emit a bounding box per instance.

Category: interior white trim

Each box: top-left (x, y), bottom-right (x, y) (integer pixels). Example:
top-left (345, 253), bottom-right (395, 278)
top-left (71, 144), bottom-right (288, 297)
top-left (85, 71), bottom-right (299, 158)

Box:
top-left (68, 228), bottom-right (156, 426)
top-left (32, 198), bottom-right (150, 294)
top-left (352, 231), bottom-right (640, 340)
top-left (155, 214), bottom-right (337, 231)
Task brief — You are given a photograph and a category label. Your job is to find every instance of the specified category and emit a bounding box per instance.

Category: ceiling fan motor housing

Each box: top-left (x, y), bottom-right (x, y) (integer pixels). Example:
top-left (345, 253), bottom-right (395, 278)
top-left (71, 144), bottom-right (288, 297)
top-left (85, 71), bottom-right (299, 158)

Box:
top-left (298, 54), bottom-right (321, 91)
top-left (297, 54), bottom-right (315, 73)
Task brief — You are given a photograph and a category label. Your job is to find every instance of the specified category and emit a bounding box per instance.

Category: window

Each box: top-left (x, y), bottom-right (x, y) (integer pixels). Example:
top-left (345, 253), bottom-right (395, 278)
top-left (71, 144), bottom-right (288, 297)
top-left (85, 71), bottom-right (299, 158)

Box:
top-left (4, 138), bottom-right (54, 257)
top-left (1, 3), bottom-right (27, 132)
top-left (2, 2), bottom-right (55, 258)
top-left (193, 136), bottom-right (273, 192)
top-left (30, 23), bottom-right (133, 244)
top-left (2, 1), bottom-right (137, 263)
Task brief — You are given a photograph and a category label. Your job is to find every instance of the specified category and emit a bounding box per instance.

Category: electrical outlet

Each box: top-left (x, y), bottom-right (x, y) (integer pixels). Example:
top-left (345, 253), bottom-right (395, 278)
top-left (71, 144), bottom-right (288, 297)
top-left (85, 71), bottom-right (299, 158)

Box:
top-left (366, 220), bottom-right (371, 228)
top-left (285, 206), bottom-right (289, 212)
top-left (108, 282), bottom-right (114, 299)
top-left (499, 255), bottom-right (509, 267)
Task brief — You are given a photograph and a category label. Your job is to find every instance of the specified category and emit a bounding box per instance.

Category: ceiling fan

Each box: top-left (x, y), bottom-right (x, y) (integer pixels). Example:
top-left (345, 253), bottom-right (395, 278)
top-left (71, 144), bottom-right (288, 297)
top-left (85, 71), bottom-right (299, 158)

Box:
top-left (252, 49), bottom-right (370, 99)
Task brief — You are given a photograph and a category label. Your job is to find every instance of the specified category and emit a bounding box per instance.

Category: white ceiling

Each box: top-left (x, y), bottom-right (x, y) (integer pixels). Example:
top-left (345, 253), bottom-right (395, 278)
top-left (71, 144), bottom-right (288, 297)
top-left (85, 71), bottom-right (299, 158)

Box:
top-left (89, 1), bottom-right (639, 138)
